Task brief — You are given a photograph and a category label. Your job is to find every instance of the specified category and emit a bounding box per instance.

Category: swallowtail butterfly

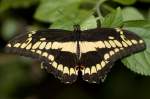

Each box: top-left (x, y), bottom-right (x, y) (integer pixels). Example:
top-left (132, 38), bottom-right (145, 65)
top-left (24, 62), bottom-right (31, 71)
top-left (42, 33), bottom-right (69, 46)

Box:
top-left (5, 24), bottom-right (146, 84)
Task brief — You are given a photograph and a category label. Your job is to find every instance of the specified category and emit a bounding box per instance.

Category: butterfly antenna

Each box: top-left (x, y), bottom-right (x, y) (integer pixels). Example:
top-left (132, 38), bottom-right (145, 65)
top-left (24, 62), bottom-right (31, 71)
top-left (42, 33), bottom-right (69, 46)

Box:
top-left (57, 9), bottom-right (77, 25)
top-left (93, 12), bottom-right (101, 28)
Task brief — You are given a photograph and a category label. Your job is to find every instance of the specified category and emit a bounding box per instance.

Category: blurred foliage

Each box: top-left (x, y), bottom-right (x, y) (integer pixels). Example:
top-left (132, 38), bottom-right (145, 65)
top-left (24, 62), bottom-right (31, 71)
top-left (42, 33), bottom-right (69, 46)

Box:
top-left (113, 0), bottom-right (136, 5)
top-left (0, 0), bottom-right (150, 99)
top-left (101, 8), bottom-right (124, 28)
top-left (122, 7), bottom-right (144, 21)
top-left (1, 18), bottom-right (19, 40)
top-left (0, 0), bottom-right (39, 13)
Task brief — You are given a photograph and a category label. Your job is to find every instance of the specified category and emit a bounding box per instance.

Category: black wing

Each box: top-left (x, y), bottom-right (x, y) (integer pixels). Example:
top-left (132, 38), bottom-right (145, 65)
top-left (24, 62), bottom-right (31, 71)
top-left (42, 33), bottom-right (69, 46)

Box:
top-left (80, 28), bottom-right (146, 83)
top-left (5, 29), bottom-right (78, 84)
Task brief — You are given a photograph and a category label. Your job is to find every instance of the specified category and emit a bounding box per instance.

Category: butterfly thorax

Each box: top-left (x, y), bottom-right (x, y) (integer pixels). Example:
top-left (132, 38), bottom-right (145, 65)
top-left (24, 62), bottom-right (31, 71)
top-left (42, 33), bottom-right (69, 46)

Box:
top-left (73, 24), bottom-right (81, 59)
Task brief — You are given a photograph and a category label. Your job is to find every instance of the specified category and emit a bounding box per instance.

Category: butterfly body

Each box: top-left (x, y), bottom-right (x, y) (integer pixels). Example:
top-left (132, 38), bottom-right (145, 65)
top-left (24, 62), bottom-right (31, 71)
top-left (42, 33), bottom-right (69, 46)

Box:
top-left (6, 25), bottom-right (146, 84)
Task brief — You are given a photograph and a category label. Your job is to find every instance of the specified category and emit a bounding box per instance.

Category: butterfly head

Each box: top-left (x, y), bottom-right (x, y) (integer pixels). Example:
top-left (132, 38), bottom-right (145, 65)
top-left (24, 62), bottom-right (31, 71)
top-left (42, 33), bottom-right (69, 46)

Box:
top-left (73, 24), bottom-right (81, 32)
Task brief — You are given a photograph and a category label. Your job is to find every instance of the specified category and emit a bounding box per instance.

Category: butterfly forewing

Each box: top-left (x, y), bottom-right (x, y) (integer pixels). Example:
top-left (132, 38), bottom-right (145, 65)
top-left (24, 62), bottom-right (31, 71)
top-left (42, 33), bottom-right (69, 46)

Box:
top-left (6, 29), bottom-right (78, 84)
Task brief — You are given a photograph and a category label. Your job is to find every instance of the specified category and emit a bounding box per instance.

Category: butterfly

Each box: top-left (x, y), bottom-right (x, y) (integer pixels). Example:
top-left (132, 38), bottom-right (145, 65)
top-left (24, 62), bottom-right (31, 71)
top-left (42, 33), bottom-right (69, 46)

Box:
top-left (5, 24), bottom-right (146, 84)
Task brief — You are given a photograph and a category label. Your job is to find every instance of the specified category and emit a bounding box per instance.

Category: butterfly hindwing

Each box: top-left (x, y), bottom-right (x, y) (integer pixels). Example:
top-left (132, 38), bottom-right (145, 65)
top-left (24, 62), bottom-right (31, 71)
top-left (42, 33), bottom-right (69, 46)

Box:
top-left (6, 29), bottom-right (78, 84)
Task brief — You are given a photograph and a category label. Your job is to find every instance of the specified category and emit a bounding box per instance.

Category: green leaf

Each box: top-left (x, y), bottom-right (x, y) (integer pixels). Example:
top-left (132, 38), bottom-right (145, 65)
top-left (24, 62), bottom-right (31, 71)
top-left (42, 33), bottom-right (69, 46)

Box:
top-left (80, 15), bottom-right (97, 30)
top-left (113, 0), bottom-right (136, 5)
top-left (34, 0), bottom-right (97, 30)
top-left (0, 0), bottom-right (39, 13)
top-left (101, 8), bottom-right (123, 28)
top-left (122, 7), bottom-right (145, 21)
top-left (51, 10), bottom-right (97, 30)
top-left (51, 8), bottom-right (95, 30)
top-left (122, 20), bottom-right (150, 76)
top-left (34, 0), bottom-right (79, 22)
top-left (34, 0), bottom-right (92, 23)
top-left (124, 20), bottom-right (150, 30)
